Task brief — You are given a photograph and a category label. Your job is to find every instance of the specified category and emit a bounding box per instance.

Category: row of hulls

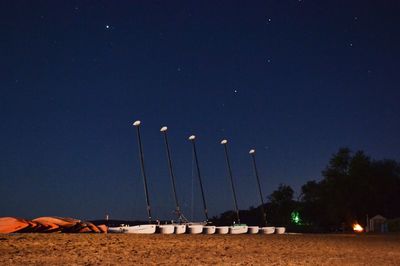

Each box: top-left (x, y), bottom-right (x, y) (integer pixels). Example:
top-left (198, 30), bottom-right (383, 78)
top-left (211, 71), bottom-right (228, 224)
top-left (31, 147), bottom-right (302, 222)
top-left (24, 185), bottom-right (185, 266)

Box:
top-left (108, 224), bottom-right (285, 235)
top-left (132, 123), bottom-right (277, 236)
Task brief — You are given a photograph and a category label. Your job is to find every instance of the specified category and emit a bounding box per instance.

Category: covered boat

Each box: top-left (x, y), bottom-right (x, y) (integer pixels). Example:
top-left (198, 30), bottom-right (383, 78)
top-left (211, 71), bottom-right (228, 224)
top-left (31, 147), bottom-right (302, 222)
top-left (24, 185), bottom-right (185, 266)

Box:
top-left (108, 224), bottom-right (156, 234)
top-left (229, 224), bottom-right (248, 234)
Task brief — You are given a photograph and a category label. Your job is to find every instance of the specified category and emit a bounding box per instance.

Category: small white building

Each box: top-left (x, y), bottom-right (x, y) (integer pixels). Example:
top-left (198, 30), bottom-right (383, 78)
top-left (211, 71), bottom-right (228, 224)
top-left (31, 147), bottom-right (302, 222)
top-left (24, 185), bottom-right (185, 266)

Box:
top-left (368, 215), bottom-right (387, 233)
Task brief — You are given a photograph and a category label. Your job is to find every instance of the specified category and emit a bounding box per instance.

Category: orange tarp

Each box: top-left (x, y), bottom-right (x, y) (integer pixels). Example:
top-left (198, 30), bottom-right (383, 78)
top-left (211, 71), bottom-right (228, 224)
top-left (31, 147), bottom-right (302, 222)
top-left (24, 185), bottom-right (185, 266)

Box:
top-left (0, 216), bottom-right (107, 234)
top-left (0, 217), bottom-right (30, 234)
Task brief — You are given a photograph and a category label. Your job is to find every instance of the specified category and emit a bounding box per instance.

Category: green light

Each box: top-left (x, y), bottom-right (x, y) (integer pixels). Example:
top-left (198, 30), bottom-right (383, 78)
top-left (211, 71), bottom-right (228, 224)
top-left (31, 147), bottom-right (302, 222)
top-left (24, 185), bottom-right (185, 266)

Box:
top-left (291, 211), bottom-right (302, 225)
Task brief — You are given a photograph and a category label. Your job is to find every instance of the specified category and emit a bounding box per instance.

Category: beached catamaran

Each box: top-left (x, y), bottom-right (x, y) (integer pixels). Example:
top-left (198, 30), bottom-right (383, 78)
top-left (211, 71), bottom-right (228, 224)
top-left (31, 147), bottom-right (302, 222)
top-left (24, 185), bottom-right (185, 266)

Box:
top-left (108, 120), bottom-right (156, 234)
top-left (249, 149), bottom-right (276, 234)
top-left (109, 121), bottom-right (282, 235)
top-left (188, 135), bottom-right (216, 234)
top-left (159, 126), bottom-right (187, 234)
top-left (220, 139), bottom-right (248, 234)
top-left (249, 149), bottom-right (284, 234)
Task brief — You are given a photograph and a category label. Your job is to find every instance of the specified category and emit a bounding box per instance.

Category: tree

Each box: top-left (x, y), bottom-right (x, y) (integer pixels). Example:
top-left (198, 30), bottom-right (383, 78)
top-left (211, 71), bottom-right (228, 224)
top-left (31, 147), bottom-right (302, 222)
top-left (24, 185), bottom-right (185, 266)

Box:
top-left (212, 147), bottom-right (400, 232)
top-left (300, 147), bottom-right (400, 231)
top-left (267, 184), bottom-right (296, 226)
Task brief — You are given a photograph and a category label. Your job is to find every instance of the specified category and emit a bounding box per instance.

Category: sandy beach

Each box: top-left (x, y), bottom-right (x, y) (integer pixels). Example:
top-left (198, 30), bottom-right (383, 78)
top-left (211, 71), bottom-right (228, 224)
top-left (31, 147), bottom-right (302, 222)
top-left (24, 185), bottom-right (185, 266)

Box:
top-left (1, 233), bottom-right (399, 265)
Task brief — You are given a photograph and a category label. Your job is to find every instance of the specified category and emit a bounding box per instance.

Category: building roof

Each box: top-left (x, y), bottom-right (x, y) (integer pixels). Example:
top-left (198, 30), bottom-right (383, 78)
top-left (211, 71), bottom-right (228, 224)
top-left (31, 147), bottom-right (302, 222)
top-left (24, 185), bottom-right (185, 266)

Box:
top-left (370, 215), bottom-right (386, 221)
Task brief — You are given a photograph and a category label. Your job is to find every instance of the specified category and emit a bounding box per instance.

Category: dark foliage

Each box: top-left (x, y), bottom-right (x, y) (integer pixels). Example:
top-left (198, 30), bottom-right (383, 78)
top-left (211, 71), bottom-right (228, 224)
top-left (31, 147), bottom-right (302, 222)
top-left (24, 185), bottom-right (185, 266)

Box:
top-left (212, 148), bottom-right (400, 232)
top-left (299, 148), bottom-right (400, 231)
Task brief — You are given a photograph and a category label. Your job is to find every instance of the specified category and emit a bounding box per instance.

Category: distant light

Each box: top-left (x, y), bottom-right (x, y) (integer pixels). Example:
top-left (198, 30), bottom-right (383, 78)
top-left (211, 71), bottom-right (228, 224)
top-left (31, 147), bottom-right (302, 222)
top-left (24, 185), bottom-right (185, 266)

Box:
top-left (291, 211), bottom-right (302, 225)
top-left (160, 126), bottom-right (168, 132)
top-left (221, 139), bottom-right (228, 145)
top-left (105, 25), bottom-right (110, 29)
top-left (353, 223), bottom-right (363, 233)
top-left (133, 120), bottom-right (141, 126)
top-left (189, 135), bottom-right (196, 140)
top-left (249, 149), bottom-right (255, 154)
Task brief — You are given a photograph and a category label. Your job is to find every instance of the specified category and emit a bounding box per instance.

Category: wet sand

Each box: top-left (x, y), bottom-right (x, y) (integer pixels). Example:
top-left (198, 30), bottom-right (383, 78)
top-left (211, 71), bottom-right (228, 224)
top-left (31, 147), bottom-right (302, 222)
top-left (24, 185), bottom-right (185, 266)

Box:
top-left (1, 233), bottom-right (399, 265)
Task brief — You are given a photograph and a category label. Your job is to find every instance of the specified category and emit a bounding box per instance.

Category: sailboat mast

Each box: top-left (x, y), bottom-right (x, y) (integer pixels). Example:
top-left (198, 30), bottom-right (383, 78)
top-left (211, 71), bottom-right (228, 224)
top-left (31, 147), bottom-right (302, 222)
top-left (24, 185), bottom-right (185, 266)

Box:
top-left (189, 135), bottom-right (209, 222)
top-left (249, 149), bottom-right (267, 227)
top-left (133, 120), bottom-right (152, 223)
top-left (221, 139), bottom-right (240, 224)
top-left (160, 126), bottom-right (182, 220)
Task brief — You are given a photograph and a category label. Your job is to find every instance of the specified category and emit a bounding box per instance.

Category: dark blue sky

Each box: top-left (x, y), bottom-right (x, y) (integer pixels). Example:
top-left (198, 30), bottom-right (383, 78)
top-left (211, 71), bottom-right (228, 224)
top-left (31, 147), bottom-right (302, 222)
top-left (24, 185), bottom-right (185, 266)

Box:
top-left (1, 1), bottom-right (399, 221)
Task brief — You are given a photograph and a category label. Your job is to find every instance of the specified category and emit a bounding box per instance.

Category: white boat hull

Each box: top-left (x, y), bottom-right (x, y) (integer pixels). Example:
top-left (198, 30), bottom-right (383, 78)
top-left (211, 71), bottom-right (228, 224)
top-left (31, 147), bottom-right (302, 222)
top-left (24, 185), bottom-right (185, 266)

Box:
top-left (188, 224), bottom-right (203, 234)
top-left (247, 226), bottom-right (259, 234)
top-left (203, 226), bottom-right (216, 234)
top-left (108, 224), bottom-right (156, 234)
top-left (216, 226), bottom-right (229, 234)
top-left (260, 227), bottom-right (275, 234)
top-left (158, 225), bottom-right (174, 234)
top-left (275, 227), bottom-right (286, 234)
top-left (174, 224), bottom-right (186, 234)
top-left (229, 225), bottom-right (248, 234)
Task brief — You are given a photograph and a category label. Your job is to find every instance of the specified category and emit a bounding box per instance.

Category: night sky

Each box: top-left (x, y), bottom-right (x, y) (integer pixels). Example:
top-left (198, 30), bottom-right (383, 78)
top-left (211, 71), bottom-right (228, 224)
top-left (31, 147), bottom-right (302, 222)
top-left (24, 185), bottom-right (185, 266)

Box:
top-left (1, 1), bottom-right (399, 221)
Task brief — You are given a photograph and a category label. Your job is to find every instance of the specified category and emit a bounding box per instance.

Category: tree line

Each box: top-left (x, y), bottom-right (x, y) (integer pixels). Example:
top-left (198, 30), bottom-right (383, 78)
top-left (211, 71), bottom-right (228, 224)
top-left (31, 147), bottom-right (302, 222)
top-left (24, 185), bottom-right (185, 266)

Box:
top-left (211, 148), bottom-right (400, 232)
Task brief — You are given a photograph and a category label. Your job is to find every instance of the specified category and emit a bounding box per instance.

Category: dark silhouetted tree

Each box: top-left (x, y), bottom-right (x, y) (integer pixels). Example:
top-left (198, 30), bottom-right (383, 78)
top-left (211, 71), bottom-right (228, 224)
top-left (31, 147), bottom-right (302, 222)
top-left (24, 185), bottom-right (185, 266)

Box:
top-left (267, 184), bottom-right (296, 226)
top-left (300, 148), bottom-right (400, 231)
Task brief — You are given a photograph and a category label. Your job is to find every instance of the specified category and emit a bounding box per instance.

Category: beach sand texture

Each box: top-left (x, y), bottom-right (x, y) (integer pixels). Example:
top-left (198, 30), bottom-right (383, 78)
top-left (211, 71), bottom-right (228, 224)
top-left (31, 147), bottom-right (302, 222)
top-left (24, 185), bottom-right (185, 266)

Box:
top-left (1, 233), bottom-right (399, 265)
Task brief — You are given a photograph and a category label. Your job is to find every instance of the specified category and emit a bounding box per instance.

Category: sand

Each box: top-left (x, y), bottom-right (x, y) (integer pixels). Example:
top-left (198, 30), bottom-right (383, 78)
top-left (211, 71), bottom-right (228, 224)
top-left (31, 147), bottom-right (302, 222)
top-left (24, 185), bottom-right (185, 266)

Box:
top-left (1, 233), bottom-right (399, 265)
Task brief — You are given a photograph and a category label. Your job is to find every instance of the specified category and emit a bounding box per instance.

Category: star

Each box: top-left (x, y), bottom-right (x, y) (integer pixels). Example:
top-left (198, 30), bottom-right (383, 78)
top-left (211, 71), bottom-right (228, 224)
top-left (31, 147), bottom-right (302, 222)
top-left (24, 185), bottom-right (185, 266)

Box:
top-left (234, 89), bottom-right (238, 93)
top-left (105, 25), bottom-right (110, 29)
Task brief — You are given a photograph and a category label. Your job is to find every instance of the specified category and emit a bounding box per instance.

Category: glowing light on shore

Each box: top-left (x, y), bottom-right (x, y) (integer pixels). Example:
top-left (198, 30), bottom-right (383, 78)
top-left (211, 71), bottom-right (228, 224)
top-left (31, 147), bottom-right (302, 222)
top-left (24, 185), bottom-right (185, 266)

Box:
top-left (353, 223), bottom-right (363, 233)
